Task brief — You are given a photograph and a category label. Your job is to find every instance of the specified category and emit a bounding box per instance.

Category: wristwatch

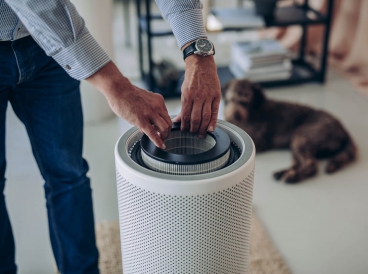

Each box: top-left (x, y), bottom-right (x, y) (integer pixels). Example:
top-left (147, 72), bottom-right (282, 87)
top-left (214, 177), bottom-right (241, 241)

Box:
top-left (183, 38), bottom-right (215, 60)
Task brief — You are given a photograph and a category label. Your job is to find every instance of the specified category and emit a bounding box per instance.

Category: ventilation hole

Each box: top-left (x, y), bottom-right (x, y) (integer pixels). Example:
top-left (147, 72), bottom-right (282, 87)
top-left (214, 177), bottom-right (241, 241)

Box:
top-left (116, 169), bottom-right (254, 273)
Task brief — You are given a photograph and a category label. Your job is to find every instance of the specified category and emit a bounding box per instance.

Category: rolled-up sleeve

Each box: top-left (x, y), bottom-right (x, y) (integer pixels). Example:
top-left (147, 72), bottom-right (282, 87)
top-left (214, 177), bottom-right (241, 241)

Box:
top-left (5, 0), bottom-right (111, 80)
top-left (155, 0), bottom-right (208, 49)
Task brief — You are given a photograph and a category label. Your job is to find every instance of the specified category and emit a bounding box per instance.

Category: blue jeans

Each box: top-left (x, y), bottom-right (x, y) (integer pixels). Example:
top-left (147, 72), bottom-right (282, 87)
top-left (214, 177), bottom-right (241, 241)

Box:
top-left (0, 36), bottom-right (99, 274)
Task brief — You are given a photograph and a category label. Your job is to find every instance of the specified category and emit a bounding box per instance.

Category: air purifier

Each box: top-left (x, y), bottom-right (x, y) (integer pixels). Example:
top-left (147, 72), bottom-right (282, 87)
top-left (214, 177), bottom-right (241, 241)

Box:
top-left (115, 119), bottom-right (255, 273)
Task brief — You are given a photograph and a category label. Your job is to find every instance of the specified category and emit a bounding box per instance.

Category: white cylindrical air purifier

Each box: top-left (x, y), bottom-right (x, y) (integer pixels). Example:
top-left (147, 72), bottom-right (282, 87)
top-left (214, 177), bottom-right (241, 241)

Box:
top-left (115, 119), bottom-right (255, 274)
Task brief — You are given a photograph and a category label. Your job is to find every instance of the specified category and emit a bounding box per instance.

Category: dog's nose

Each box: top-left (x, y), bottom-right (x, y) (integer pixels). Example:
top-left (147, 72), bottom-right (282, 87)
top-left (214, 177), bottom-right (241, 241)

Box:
top-left (234, 111), bottom-right (242, 121)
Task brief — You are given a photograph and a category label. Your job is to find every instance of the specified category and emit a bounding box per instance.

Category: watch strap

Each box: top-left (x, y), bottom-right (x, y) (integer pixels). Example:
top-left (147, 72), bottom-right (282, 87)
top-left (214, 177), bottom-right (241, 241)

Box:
top-left (182, 42), bottom-right (197, 60)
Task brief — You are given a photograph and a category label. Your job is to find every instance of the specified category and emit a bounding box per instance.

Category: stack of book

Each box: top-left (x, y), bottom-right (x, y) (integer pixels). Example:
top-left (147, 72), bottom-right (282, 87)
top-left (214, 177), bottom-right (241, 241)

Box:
top-left (229, 39), bottom-right (292, 82)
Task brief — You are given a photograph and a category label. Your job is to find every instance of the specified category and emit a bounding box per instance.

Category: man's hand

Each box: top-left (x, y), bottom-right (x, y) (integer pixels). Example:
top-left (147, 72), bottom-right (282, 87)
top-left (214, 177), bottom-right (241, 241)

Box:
top-left (86, 61), bottom-right (172, 149)
top-left (173, 54), bottom-right (221, 138)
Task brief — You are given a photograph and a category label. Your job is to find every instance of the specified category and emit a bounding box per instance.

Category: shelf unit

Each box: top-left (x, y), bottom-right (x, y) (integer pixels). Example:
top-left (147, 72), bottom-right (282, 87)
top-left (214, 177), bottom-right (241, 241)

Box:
top-left (136, 0), bottom-right (334, 98)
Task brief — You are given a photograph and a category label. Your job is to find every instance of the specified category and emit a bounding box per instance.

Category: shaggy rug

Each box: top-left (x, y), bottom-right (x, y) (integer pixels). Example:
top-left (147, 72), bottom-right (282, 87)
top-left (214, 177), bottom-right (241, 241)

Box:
top-left (92, 213), bottom-right (291, 274)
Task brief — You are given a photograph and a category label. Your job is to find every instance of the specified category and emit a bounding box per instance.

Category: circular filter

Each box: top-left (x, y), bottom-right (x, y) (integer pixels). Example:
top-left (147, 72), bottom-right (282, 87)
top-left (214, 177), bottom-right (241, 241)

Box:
top-left (140, 123), bottom-right (231, 175)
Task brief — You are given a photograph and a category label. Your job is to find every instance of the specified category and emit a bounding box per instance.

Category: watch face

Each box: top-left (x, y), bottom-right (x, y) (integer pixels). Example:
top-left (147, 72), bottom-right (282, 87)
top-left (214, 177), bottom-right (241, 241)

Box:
top-left (195, 39), bottom-right (212, 53)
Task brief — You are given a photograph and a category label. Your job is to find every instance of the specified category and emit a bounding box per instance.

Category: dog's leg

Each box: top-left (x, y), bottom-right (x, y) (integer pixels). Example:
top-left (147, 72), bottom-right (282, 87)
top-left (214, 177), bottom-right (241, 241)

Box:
top-left (280, 136), bottom-right (318, 183)
top-left (325, 136), bottom-right (357, 173)
top-left (273, 160), bottom-right (298, 181)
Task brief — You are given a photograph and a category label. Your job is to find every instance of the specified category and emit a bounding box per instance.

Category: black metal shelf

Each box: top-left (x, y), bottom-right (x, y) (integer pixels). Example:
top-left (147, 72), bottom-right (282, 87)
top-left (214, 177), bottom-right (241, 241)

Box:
top-left (136, 0), bottom-right (334, 97)
top-left (264, 5), bottom-right (327, 26)
top-left (139, 5), bottom-right (328, 37)
top-left (138, 17), bottom-right (172, 37)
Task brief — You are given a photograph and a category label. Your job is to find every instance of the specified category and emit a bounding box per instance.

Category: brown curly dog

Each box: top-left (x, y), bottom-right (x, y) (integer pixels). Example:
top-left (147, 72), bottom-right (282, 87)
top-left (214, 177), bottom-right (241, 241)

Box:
top-left (223, 79), bottom-right (357, 183)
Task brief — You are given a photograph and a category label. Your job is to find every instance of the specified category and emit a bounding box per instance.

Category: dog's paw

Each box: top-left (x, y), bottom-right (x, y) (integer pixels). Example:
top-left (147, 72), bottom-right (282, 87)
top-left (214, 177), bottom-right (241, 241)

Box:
top-left (273, 170), bottom-right (287, 181)
top-left (284, 175), bottom-right (301, 183)
top-left (273, 168), bottom-right (301, 183)
top-left (282, 169), bottom-right (301, 184)
top-left (325, 162), bottom-right (341, 174)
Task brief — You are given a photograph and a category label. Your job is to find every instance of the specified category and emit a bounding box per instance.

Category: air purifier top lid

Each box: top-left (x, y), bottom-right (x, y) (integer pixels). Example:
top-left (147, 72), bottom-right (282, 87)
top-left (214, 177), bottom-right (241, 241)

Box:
top-left (116, 119), bottom-right (254, 181)
top-left (140, 122), bottom-right (230, 165)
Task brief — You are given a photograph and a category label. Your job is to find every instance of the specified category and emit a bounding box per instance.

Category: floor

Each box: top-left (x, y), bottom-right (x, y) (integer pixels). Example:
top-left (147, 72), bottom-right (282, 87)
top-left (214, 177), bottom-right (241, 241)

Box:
top-left (6, 71), bottom-right (368, 274)
top-left (4, 1), bottom-right (368, 274)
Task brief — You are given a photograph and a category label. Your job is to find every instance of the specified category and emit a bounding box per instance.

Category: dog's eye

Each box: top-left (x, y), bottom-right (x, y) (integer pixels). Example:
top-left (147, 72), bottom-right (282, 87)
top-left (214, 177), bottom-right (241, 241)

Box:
top-left (224, 100), bottom-right (228, 105)
top-left (239, 101), bottom-right (248, 107)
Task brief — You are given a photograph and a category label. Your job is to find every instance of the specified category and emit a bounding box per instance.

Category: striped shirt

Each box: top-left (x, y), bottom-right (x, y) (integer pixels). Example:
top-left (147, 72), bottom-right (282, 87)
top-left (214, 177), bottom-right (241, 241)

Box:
top-left (1, 0), bottom-right (207, 80)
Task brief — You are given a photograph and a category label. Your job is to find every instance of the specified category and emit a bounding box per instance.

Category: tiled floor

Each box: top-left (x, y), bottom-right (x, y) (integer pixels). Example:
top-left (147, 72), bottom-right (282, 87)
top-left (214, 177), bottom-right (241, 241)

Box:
top-left (4, 1), bottom-right (368, 274)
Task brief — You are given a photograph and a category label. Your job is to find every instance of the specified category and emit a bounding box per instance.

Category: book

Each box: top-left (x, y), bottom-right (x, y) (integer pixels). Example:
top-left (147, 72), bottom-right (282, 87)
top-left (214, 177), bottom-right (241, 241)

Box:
top-left (229, 62), bottom-right (292, 82)
top-left (206, 14), bottom-right (223, 32)
top-left (233, 40), bottom-right (289, 58)
top-left (211, 7), bottom-right (265, 29)
top-left (246, 60), bottom-right (292, 76)
top-left (231, 40), bottom-right (291, 72)
top-left (231, 46), bottom-right (288, 72)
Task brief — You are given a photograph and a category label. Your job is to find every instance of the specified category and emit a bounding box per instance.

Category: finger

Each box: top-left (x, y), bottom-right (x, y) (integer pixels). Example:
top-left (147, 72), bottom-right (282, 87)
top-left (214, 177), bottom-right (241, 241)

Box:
top-left (160, 111), bottom-right (173, 133)
top-left (190, 98), bottom-right (204, 134)
top-left (208, 97), bottom-right (220, 132)
top-left (198, 101), bottom-right (212, 138)
top-left (172, 111), bottom-right (181, 123)
top-left (152, 92), bottom-right (171, 133)
top-left (158, 95), bottom-right (170, 120)
top-left (151, 116), bottom-right (171, 141)
top-left (141, 121), bottom-right (166, 149)
top-left (181, 96), bottom-right (193, 132)
top-left (161, 97), bottom-right (169, 113)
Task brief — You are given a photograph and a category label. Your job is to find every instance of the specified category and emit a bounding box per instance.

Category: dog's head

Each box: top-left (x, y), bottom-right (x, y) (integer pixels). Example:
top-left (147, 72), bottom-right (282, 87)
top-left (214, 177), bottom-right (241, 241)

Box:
top-left (222, 79), bottom-right (266, 123)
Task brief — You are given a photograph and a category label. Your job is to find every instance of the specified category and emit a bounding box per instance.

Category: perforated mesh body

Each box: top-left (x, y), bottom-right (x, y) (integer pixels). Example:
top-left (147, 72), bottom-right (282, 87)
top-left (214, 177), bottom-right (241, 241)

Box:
top-left (116, 170), bottom-right (254, 274)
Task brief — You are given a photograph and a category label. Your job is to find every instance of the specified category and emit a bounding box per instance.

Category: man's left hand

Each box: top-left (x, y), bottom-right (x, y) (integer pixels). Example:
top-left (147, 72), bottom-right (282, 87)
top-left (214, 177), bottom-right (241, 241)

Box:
top-left (173, 55), bottom-right (221, 138)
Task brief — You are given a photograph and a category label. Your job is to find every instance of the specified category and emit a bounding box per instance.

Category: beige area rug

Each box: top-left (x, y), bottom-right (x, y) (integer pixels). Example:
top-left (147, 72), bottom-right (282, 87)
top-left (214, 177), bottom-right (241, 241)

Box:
top-left (95, 213), bottom-right (291, 274)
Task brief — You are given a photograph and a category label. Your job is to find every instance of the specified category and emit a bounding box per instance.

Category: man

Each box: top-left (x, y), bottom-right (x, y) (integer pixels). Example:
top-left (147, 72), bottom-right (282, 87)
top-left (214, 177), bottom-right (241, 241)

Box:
top-left (0, 0), bottom-right (220, 273)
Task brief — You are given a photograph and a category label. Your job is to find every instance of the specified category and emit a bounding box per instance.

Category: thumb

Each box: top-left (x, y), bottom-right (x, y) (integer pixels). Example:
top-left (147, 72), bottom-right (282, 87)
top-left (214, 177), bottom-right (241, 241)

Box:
top-left (172, 111), bottom-right (181, 123)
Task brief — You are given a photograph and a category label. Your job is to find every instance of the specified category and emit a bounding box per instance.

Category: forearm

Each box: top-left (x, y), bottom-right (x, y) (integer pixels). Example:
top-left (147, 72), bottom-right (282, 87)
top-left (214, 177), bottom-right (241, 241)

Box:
top-left (5, 0), bottom-right (110, 80)
top-left (86, 61), bottom-right (132, 100)
top-left (86, 62), bottom-right (172, 149)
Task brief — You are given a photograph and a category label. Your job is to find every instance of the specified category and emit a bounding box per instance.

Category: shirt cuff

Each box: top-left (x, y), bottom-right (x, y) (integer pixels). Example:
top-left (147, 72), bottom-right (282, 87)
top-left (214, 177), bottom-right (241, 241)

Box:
top-left (52, 33), bottom-right (111, 80)
top-left (167, 9), bottom-right (208, 49)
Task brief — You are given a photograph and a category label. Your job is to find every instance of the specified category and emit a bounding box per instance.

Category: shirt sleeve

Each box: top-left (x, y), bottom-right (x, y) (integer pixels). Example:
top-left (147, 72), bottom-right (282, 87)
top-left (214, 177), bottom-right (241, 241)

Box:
top-left (155, 0), bottom-right (208, 49)
top-left (4, 0), bottom-right (111, 80)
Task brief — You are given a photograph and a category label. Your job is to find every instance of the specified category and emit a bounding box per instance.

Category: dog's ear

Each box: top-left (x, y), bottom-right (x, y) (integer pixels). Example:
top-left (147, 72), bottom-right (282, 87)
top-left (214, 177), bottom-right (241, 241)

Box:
top-left (251, 83), bottom-right (266, 109)
top-left (221, 80), bottom-right (232, 97)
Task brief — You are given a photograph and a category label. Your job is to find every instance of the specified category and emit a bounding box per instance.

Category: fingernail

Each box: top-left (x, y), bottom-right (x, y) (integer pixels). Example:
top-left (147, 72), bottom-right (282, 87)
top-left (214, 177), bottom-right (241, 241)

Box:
top-left (198, 135), bottom-right (204, 139)
top-left (161, 144), bottom-right (166, 149)
top-left (208, 126), bottom-right (214, 132)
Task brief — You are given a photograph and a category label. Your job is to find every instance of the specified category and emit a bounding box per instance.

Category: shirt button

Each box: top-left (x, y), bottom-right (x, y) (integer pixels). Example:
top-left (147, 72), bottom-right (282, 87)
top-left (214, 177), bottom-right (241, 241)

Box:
top-left (65, 65), bottom-right (71, 70)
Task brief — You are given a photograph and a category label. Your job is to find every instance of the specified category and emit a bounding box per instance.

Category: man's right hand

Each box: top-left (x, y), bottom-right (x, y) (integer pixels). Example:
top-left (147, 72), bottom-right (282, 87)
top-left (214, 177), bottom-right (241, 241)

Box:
top-left (86, 61), bottom-right (172, 149)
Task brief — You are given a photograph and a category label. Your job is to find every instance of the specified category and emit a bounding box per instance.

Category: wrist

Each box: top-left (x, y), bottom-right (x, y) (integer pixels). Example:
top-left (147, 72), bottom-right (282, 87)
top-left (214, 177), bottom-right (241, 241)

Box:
top-left (185, 54), bottom-right (216, 69)
top-left (86, 61), bottom-right (132, 98)
top-left (181, 40), bottom-right (195, 51)
top-left (182, 38), bottom-right (215, 61)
